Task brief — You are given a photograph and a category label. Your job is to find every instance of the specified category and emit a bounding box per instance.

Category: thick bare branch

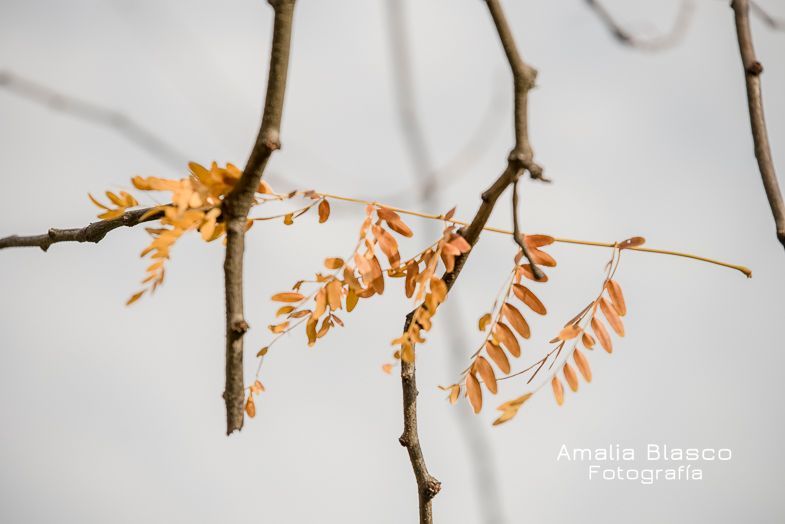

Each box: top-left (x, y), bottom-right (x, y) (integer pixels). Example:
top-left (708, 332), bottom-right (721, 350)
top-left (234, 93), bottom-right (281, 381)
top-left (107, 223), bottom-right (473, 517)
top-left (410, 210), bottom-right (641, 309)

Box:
top-left (583, 0), bottom-right (694, 51)
top-left (0, 207), bottom-right (160, 251)
top-left (222, 0), bottom-right (297, 435)
top-left (731, 0), bottom-right (785, 249)
top-left (0, 71), bottom-right (188, 169)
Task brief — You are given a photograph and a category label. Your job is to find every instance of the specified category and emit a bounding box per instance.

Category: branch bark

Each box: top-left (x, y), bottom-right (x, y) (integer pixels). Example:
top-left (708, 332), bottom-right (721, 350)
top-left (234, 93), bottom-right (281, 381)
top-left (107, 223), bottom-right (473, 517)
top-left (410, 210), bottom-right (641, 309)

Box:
top-left (222, 0), bottom-right (296, 435)
top-left (386, 2), bottom-right (507, 523)
top-left (397, 2), bottom-right (542, 522)
top-left (0, 207), bottom-right (160, 251)
top-left (730, 0), bottom-right (785, 250)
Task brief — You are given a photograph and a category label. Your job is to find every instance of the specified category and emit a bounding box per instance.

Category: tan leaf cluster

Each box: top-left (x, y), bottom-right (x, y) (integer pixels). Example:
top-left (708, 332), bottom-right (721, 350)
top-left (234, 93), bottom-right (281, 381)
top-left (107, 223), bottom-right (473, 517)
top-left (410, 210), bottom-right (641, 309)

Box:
top-left (451, 235), bottom-right (555, 414)
top-left (88, 191), bottom-right (139, 220)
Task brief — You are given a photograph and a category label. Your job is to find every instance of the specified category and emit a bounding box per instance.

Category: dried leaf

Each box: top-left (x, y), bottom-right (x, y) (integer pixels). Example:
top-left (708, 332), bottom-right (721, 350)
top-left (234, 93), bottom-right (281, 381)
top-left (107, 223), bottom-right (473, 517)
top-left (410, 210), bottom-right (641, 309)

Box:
top-left (478, 313), bottom-right (492, 332)
top-left (251, 380), bottom-right (265, 394)
top-left (563, 362), bottom-right (579, 392)
top-left (326, 280), bottom-right (343, 310)
top-left (518, 264), bottom-right (548, 282)
top-left (494, 322), bottom-right (521, 358)
top-left (306, 317), bottom-right (318, 346)
top-left (558, 324), bottom-right (581, 341)
top-left (523, 234), bottom-right (554, 248)
top-left (382, 363), bottom-right (394, 374)
top-left (126, 290), bottom-right (144, 306)
top-left (276, 305), bottom-right (295, 316)
top-left (449, 384), bottom-right (461, 405)
top-left (512, 284), bottom-right (547, 315)
top-left (283, 213), bottom-right (294, 225)
top-left (599, 297), bottom-right (625, 337)
top-left (272, 292), bottom-right (304, 303)
top-left (573, 349), bottom-right (592, 382)
top-left (318, 199), bottom-right (330, 223)
top-left (377, 207), bottom-right (413, 237)
top-left (492, 393), bottom-right (533, 426)
top-left (606, 279), bottom-right (627, 316)
top-left (475, 357), bottom-right (498, 394)
top-left (269, 321), bottom-right (289, 334)
top-left (244, 395), bottom-right (256, 418)
top-left (618, 236), bottom-right (645, 249)
top-left (324, 257), bottom-right (344, 270)
top-left (582, 332), bottom-right (596, 350)
top-left (256, 347), bottom-right (269, 357)
top-left (485, 341), bottom-right (511, 374)
top-left (552, 376), bottom-right (565, 406)
top-left (466, 372), bottom-right (483, 414)
top-left (591, 316), bottom-right (613, 353)
top-left (346, 288), bottom-right (359, 312)
top-left (502, 303), bottom-right (531, 339)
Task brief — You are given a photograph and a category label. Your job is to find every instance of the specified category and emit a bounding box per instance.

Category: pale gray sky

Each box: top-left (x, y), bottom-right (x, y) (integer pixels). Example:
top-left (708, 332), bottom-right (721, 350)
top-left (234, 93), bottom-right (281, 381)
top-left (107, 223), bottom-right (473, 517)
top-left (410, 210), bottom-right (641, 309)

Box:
top-left (1, 0), bottom-right (784, 522)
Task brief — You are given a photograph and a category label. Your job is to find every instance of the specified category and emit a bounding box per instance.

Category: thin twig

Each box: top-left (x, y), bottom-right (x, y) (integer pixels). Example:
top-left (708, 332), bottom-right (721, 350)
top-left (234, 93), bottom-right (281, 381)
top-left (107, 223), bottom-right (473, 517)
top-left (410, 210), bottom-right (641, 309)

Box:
top-left (511, 177), bottom-right (544, 280)
top-left (583, 0), bottom-right (694, 51)
top-left (730, 0), bottom-right (785, 251)
top-left (0, 71), bottom-right (188, 170)
top-left (221, 0), bottom-right (296, 435)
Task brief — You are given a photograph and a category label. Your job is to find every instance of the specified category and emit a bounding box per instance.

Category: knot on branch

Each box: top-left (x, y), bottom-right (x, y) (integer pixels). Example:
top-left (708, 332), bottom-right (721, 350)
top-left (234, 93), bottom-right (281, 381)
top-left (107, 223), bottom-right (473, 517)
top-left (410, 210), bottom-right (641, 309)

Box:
top-left (424, 476), bottom-right (442, 501)
top-left (261, 129), bottom-right (281, 151)
top-left (746, 60), bottom-right (763, 76)
top-left (231, 319), bottom-right (250, 334)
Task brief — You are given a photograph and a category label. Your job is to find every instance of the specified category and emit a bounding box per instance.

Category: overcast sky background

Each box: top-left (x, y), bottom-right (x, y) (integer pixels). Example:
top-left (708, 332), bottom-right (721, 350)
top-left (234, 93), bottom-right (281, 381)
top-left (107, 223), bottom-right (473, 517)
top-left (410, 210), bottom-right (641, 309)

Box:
top-left (1, 0), bottom-right (784, 522)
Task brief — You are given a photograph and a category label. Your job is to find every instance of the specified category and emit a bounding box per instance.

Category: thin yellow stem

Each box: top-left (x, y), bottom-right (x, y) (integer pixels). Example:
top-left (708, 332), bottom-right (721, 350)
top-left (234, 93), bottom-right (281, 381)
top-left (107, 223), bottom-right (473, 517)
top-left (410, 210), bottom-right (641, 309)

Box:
top-left (314, 192), bottom-right (752, 278)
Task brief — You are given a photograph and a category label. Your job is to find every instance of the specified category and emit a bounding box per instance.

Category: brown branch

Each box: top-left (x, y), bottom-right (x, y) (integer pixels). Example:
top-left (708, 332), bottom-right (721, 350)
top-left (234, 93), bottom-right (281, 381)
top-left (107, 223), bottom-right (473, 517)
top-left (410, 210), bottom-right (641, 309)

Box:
top-left (397, 2), bottom-right (542, 522)
top-left (0, 71), bottom-right (188, 170)
top-left (0, 207), bottom-right (161, 251)
top-left (583, 0), bottom-right (694, 51)
top-left (386, 2), bottom-right (505, 522)
top-left (222, 0), bottom-right (296, 435)
top-left (511, 178), bottom-right (545, 280)
top-left (731, 0), bottom-right (785, 250)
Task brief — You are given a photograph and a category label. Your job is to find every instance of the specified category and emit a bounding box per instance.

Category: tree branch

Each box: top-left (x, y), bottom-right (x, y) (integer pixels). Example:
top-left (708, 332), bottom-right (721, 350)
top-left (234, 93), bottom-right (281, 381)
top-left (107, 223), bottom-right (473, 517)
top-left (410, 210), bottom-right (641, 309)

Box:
top-left (222, 0), bottom-right (296, 435)
top-left (583, 0), bottom-right (694, 51)
top-left (397, 2), bottom-right (542, 522)
top-left (386, 3), bottom-right (505, 522)
top-left (730, 0), bottom-right (785, 250)
top-left (512, 177), bottom-right (545, 280)
top-left (0, 207), bottom-right (160, 251)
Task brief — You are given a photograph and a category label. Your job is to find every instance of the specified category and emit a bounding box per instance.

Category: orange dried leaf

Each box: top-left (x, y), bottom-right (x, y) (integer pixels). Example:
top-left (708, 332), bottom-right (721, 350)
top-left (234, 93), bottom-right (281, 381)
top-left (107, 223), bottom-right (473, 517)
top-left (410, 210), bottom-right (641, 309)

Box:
top-left (599, 297), bottom-right (625, 337)
top-left (618, 236), bottom-right (645, 249)
top-left (478, 312), bottom-right (492, 332)
top-left (271, 292), bottom-right (304, 303)
top-left (449, 384), bottom-right (461, 405)
top-left (346, 288), bottom-right (359, 312)
top-left (324, 257), bottom-right (344, 270)
top-left (591, 316), bottom-right (613, 353)
top-left (502, 303), bottom-right (531, 339)
top-left (466, 372), bottom-right (483, 414)
top-left (382, 363), bottom-right (394, 375)
top-left (244, 395), bottom-right (256, 418)
top-left (251, 380), bottom-right (265, 394)
top-left (485, 341), bottom-right (511, 374)
top-left (126, 291), bottom-right (144, 306)
top-left (558, 324), bottom-right (581, 341)
top-left (606, 279), bottom-right (627, 316)
top-left (582, 332), bottom-right (596, 350)
top-left (475, 357), bottom-right (498, 394)
top-left (563, 362), bottom-right (579, 392)
top-left (494, 322), bottom-right (521, 358)
top-left (573, 349), bottom-right (592, 382)
top-left (318, 199), bottom-right (331, 223)
top-left (552, 376), bottom-right (565, 406)
top-left (512, 284), bottom-right (547, 315)
top-left (518, 264), bottom-right (548, 282)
